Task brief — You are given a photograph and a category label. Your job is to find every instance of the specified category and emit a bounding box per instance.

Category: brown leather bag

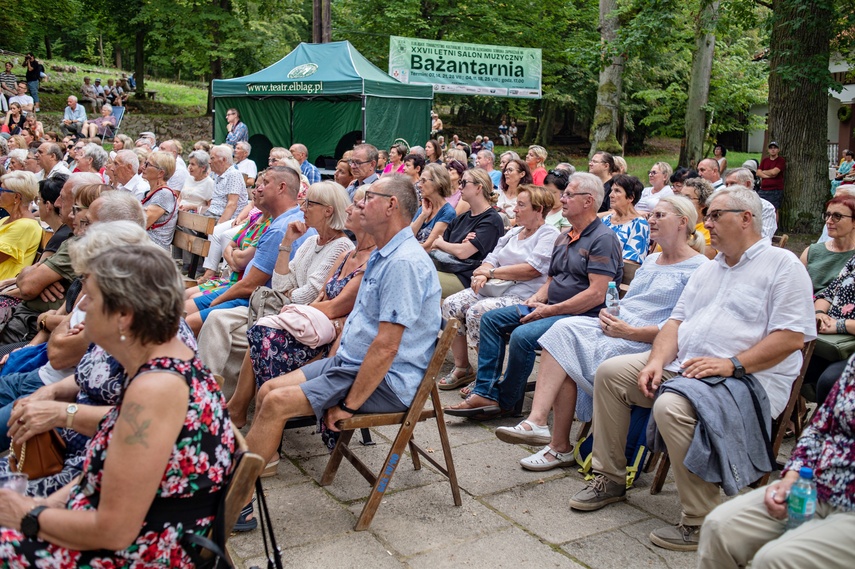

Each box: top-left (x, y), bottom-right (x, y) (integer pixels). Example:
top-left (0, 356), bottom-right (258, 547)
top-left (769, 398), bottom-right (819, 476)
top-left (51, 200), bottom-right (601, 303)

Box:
top-left (8, 402), bottom-right (67, 479)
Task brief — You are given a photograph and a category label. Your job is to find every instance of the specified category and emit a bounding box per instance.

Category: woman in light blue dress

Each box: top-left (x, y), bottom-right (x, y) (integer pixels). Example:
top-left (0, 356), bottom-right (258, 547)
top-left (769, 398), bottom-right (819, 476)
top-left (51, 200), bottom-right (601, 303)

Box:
top-left (495, 196), bottom-right (708, 470)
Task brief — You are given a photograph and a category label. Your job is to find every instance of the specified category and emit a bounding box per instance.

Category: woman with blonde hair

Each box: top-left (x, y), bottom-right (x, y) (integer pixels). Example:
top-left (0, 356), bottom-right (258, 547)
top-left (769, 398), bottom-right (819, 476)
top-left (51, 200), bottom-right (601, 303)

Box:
top-left (526, 145), bottom-right (548, 185)
top-left (496, 195), bottom-right (707, 470)
top-left (636, 161), bottom-right (674, 213)
top-left (431, 168), bottom-right (505, 298)
top-left (0, 171), bottom-right (42, 279)
top-left (140, 150), bottom-right (178, 250)
top-left (412, 163), bottom-right (456, 250)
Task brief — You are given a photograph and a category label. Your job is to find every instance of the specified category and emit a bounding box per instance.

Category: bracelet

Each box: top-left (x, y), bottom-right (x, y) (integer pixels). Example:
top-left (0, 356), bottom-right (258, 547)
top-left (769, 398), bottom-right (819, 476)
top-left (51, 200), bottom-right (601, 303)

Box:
top-left (815, 309), bottom-right (827, 314)
top-left (837, 319), bottom-right (847, 334)
top-left (278, 244), bottom-right (292, 252)
top-left (338, 400), bottom-right (358, 414)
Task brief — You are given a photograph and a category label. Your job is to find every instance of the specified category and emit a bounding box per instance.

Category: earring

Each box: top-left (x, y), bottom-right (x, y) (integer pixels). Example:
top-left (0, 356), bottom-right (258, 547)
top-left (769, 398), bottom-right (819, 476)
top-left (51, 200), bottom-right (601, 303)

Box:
top-left (119, 329), bottom-right (126, 342)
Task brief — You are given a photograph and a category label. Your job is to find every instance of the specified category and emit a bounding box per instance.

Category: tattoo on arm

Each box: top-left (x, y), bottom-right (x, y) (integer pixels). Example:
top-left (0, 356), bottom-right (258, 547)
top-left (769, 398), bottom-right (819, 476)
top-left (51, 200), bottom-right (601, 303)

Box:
top-left (122, 402), bottom-right (151, 448)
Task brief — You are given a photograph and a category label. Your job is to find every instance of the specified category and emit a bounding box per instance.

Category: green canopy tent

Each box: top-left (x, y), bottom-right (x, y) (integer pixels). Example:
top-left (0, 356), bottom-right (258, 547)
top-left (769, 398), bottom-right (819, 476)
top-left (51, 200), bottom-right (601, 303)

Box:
top-left (211, 41), bottom-right (433, 168)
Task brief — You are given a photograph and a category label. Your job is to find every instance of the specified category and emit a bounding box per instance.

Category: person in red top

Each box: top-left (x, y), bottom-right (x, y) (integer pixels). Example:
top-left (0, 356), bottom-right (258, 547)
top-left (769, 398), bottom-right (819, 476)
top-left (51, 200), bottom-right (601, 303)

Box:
top-left (757, 141), bottom-right (786, 212)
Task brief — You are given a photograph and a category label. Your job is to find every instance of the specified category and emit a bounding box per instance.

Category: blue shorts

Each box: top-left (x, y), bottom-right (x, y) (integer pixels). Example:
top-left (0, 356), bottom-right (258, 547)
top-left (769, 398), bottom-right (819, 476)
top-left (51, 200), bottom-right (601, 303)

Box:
top-left (193, 287), bottom-right (249, 322)
top-left (299, 355), bottom-right (407, 421)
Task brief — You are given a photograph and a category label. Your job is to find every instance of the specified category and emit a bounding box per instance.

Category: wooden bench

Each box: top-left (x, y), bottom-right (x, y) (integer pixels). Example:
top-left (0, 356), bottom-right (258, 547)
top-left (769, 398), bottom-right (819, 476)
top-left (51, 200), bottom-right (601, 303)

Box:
top-left (172, 211), bottom-right (216, 286)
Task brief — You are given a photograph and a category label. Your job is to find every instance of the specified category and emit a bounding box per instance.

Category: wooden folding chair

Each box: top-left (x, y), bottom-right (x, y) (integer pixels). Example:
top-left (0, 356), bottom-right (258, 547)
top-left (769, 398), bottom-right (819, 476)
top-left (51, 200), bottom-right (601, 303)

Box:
top-left (194, 423), bottom-right (264, 564)
top-left (319, 319), bottom-right (462, 530)
top-left (771, 234), bottom-right (789, 248)
top-left (650, 340), bottom-right (815, 494)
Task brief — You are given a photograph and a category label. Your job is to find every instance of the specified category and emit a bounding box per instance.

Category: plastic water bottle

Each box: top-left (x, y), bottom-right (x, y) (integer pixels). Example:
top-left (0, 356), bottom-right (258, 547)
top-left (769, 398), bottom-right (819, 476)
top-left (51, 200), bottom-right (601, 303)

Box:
top-left (605, 281), bottom-right (620, 316)
top-left (786, 467), bottom-right (818, 530)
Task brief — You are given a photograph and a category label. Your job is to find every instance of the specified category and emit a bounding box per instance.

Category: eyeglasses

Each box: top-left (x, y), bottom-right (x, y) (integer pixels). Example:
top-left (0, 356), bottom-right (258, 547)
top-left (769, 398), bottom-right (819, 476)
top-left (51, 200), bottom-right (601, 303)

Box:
top-left (72, 205), bottom-right (89, 214)
top-left (418, 177), bottom-right (433, 185)
top-left (649, 211), bottom-right (681, 220)
top-left (672, 182), bottom-right (684, 190)
top-left (589, 160), bottom-right (606, 165)
top-left (704, 209), bottom-right (746, 222)
top-left (547, 169), bottom-right (568, 178)
top-left (361, 190), bottom-right (395, 204)
top-left (349, 159), bottom-right (372, 166)
top-left (561, 191), bottom-right (591, 199)
top-left (823, 211), bottom-right (854, 222)
top-left (0, 187), bottom-right (17, 195)
top-left (459, 179), bottom-right (478, 187)
top-left (648, 170), bottom-right (659, 176)
top-left (301, 198), bottom-right (324, 208)
top-left (143, 161), bottom-right (162, 170)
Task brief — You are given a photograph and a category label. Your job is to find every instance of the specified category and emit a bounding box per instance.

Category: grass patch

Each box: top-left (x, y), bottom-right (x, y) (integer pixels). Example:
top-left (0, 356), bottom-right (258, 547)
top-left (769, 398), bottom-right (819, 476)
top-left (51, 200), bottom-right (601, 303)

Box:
top-left (7, 55), bottom-right (206, 115)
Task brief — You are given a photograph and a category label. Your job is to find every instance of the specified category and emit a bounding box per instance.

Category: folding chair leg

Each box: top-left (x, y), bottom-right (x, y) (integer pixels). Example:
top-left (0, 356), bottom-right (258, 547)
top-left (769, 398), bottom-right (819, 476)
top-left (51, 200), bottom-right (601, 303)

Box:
top-left (320, 429), bottom-right (355, 486)
top-left (650, 451), bottom-right (670, 495)
top-left (408, 436), bottom-right (421, 470)
top-left (354, 418), bottom-right (420, 531)
top-left (432, 386), bottom-right (462, 506)
top-left (359, 428), bottom-right (375, 446)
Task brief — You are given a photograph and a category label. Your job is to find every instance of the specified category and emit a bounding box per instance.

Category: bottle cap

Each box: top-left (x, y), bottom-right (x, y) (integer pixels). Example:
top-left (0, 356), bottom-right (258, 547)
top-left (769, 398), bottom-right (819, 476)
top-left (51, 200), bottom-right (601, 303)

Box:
top-left (608, 281), bottom-right (617, 287)
top-left (799, 466), bottom-right (814, 479)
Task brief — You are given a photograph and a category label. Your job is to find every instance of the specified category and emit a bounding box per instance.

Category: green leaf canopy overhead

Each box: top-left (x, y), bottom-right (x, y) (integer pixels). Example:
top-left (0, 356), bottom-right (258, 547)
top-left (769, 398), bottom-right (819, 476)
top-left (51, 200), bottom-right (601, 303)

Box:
top-left (212, 41), bottom-right (433, 166)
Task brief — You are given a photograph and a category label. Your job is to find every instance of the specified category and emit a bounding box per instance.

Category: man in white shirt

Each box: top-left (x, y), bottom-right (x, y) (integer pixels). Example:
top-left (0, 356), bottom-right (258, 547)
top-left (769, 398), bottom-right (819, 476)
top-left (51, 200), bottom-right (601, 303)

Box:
top-left (111, 149), bottom-right (150, 200)
top-left (568, 186), bottom-right (815, 552)
top-left (723, 167), bottom-right (777, 239)
top-left (37, 143), bottom-right (72, 179)
top-left (234, 141), bottom-right (257, 188)
top-left (697, 158), bottom-right (724, 190)
top-left (160, 139), bottom-right (188, 191)
top-left (9, 81), bottom-right (34, 112)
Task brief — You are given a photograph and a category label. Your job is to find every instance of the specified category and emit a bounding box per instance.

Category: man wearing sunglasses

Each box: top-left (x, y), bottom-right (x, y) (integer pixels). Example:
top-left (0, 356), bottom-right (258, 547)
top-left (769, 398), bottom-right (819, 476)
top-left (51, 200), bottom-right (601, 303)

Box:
top-left (570, 186), bottom-right (815, 552)
top-left (344, 143), bottom-right (379, 200)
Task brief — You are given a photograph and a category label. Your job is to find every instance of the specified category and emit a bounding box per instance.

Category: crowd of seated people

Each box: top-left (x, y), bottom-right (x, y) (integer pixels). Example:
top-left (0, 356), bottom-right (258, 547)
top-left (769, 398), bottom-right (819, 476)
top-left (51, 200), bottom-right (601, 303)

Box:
top-left (3, 119), bottom-right (855, 567)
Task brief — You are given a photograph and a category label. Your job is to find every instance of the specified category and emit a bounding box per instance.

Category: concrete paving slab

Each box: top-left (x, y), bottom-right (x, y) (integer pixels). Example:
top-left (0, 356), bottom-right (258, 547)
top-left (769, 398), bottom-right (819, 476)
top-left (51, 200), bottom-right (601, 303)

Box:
top-left (354, 481), bottom-right (511, 557)
top-left (484, 476), bottom-right (652, 544)
top-left (299, 441), bottom-right (445, 502)
top-left (407, 525), bottom-right (586, 568)
top-left (274, 531), bottom-right (405, 568)
top-left (227, 481), bottom-right (355, 558)
top-left (562, 525), bottom-right (673, 569)
top-left (447, 438), bottom-right (554, 496)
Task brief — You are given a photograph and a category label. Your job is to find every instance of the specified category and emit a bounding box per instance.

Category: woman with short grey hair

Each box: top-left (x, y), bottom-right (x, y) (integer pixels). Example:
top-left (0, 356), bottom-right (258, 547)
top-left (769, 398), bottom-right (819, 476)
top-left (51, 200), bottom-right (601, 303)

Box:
top-left (77, 143), bottom-right (109, 177)
top-left (178, 150), bottom-right (215, 213)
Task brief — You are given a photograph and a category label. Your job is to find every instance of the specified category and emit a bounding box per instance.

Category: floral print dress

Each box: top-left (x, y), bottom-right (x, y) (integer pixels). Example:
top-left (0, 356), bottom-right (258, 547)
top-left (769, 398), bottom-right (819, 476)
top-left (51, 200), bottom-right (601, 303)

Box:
top-left (0, 356), bottom-right (235, 568)
top-left (247, 251), bottom-right (365, 386)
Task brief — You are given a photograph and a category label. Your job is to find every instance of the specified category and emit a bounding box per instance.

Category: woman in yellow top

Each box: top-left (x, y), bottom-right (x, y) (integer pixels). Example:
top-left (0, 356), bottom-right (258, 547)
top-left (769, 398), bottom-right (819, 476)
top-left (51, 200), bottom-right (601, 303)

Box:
top-left (0, 171), bottom-right (42, 279)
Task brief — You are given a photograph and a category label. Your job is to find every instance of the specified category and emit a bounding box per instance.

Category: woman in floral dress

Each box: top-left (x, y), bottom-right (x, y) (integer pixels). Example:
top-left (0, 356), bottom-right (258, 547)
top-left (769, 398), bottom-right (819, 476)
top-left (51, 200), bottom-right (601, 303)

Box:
top-left (0, 245), bottom-right (234, 567)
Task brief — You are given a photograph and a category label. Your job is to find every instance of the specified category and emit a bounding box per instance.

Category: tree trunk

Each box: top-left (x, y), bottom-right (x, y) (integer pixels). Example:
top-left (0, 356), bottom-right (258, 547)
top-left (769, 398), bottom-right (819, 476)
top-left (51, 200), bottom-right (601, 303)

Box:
top-left (44, 36), bottom-right (52, 60)
top-left (134, 30), bottom-right (146, 94)
top-left (679, 0), bottom-right (720, 168)
top-left (769, 0), bottom-right (833, 233)
top-left (534, 100), bottom-right (556, 146)
top-left (98, 34), bottom-right (105, 67)
top-left (115, 46), bottom-right (122, 70)
top-left (589, 0), bottom-right (624, 158)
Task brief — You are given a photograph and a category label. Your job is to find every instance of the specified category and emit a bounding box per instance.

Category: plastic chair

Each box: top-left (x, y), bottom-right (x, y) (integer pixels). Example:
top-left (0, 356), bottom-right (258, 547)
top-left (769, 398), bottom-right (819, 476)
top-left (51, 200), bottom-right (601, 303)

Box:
top-left (101, 106), bottom-right (126, 142)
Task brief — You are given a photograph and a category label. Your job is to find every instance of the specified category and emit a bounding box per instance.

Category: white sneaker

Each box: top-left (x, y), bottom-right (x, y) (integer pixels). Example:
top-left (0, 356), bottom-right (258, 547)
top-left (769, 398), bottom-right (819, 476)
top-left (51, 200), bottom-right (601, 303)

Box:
top-left (495, 419), bottom-right (551, 445)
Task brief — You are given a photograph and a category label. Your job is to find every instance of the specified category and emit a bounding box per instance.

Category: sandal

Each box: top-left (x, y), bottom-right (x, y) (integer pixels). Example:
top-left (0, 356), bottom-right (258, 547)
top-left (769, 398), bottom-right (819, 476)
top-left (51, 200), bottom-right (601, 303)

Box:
top-left (438, 366), bottom-right (475, 390)
top-left (520, 445), bottom-right (576, 472)
top-left (495, 420), bottom-right (552, 445)
top-left (460, 380), bottom-right (476, 398)
top-left (260, 458), bottom-right (280, 478)
top-left (444, 395), bottom-right (500, 417)
top-left (233, 498), bottom-right (257, 532)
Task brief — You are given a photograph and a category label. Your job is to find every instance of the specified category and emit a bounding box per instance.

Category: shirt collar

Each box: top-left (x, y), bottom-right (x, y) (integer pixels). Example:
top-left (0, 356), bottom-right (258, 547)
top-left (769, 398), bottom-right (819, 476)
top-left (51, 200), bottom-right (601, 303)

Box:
top-left (714, 237), bottom-right (769, 268)
top-left (373, 226), bottom-right (415, 260)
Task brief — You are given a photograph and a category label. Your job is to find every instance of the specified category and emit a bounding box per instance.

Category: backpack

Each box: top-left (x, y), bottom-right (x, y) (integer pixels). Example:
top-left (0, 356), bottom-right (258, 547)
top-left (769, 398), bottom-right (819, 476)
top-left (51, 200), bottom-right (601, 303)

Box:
top-left (574, 405), bottom-right (653, 489)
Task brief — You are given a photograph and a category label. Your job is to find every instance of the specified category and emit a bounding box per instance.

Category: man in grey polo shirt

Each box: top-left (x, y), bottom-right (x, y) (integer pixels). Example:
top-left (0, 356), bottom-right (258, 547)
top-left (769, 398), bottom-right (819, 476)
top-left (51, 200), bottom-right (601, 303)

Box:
top-left (446, 172), bottom-right (623, 418)
top-left (244, 175), bottom-right (441, 464)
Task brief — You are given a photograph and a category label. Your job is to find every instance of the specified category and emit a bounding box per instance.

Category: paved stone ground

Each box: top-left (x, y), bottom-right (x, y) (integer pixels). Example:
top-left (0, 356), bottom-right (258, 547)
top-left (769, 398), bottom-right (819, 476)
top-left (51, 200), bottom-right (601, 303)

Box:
top-left (228, 354), bottom-right (796, 568)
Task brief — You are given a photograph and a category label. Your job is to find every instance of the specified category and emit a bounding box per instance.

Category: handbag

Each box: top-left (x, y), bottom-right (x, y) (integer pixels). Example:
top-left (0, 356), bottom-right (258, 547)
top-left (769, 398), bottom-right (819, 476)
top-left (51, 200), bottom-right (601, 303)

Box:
top-left (247, 286), bottom-right (291, 327)
top-left (429, 249), bottom-right (480, 274)
top-left (8, 401), bottom-right (67, 479)
top-left (479, 278), bottom-right (517, 297)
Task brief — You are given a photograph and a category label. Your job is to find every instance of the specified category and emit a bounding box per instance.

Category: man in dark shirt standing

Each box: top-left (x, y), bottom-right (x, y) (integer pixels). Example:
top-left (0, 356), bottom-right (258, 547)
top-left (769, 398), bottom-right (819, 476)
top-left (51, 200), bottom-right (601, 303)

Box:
top-left (24, 53), bottom-right (42, 113)
top-left (757, 141), bottom-right (786, 212)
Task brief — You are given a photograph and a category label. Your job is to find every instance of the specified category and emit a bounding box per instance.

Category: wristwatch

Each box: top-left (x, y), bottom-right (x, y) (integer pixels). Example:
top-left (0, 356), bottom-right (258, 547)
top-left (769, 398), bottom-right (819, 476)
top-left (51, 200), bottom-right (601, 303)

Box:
top-left (66, 403), bottom-right (79, 429)
top-left (338, 400), bottom-right (359, 414)
top-left (21, 505), bottom-right (48, 539)
top-left (489, 268), bottom-right (496, 279)
top-left (729, 357), bottom-right (746, 379)
top-left (37, 315), bottom-right (48, 331)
